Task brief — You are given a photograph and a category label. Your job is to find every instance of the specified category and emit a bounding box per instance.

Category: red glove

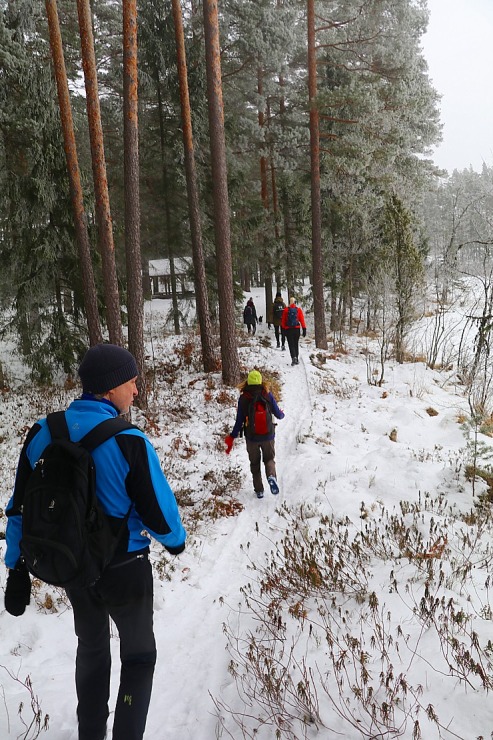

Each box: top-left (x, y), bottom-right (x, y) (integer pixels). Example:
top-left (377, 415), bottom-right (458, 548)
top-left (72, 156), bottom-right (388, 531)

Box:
top-left (224, 435), bottom-right (234, 454)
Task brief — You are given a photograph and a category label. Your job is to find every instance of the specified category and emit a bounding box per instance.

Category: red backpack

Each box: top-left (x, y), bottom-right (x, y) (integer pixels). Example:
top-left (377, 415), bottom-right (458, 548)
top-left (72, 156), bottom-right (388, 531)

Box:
top-left (244, 392), bottom-right (274, 439)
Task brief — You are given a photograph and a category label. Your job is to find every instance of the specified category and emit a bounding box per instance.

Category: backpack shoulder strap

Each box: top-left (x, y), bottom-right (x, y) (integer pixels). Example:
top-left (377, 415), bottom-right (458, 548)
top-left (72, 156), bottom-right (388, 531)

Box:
top-left (47, 411), bottom-right (70, 440)
top-left (258, 391), bottom-right (270, 407)
top-left (80, 417), bottom-right (137, 453)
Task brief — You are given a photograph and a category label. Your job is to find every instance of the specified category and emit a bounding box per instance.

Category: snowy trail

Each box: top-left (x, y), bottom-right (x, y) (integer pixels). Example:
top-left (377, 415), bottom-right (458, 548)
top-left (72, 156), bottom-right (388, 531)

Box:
top-left (146, 330), bottom-right (315, 740)
top-left (4, 285), bottom-right (492, 740)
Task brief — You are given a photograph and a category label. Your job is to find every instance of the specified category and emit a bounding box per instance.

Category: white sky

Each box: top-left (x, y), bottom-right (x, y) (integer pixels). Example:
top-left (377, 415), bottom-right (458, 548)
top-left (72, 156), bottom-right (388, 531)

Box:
top-left (422, 0), bottom-right (493, 173)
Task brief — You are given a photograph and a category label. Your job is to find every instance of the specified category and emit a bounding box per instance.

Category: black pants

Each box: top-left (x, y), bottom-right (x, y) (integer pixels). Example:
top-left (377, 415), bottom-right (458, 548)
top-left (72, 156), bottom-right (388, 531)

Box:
top-left (66, 552), bottom-right (156, 740)
top-left (274, 325), bottom-right (285, 347)
top-left (285, 327), bottom-right (300, 360)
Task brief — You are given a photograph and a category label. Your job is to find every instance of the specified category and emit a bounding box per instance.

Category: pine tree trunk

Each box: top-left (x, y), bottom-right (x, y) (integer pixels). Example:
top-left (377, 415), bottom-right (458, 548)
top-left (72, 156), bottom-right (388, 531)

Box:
top-left (307, 0), bottom-right (328, 350)
top-left (76, 0), bottom-right (123, 346)
top-left (270, 146), bottom-right (283, 295)
top-left (273, 69), bottom-right (285, 294)
top-left (45, 0), bottom-right (102, 348)
top-left (154, 85), bottom-right (181, 336)
top-left (123, 0), bottom-right (147, 408)
top-left (282, 185), bottom-right (295, 301)
top-left (202, 0), bottom-right (240, 386)
top-left (170, 254), bottom-right (180, 336)
top-left (257, 68), bottom-right (274, 325)
top-left (172, 0), bottom-right (217, 372)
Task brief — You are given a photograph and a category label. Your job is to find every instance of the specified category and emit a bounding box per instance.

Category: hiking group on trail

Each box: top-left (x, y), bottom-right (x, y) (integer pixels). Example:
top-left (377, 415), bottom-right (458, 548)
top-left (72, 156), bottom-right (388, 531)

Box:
top-left (224, 369), bottom-right (285, 498)
top-left (245, 292), bottom-right (307, 367)
top-left (4, 343), bottom-right (186, 740)
top-left (229, 292), bottom-right (308, 495)
top-left (2, 291), bottom-right (304, 738)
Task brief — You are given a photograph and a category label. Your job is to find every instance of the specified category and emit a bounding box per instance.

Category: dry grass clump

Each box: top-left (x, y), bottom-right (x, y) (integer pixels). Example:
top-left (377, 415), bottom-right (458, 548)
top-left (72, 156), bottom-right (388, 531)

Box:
top-left (213, 492), bottom-right (493, 738)
top-left (426, 407), bottom-right (439, 416)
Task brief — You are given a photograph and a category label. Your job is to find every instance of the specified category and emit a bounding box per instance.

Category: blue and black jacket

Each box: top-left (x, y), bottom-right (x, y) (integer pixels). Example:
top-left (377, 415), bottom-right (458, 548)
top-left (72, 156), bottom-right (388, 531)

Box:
top-left (5, 397), bottom-right (186, 570)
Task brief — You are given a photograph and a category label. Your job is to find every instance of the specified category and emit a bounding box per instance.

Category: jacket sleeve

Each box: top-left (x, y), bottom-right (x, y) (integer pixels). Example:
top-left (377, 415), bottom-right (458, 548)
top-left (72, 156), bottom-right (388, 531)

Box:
top-left (115, 433), bottom-right (186, 553)
top-left (5, 502), bottom-right (23, 569)
top-left (5, 423), bottom-right (43, 569)
top-left (269, 393), bottom-right (285, 420)
top-left (230, 397), bottom-right (246, 438)
top-left (298, 307), bottom-right (306, 329)
top-left (281, 306), bottom-right (288, 330)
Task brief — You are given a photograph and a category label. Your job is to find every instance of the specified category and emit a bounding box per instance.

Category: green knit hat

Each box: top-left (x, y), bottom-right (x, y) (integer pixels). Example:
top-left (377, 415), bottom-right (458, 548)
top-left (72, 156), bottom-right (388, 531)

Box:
top-left (247, 370), bottom-right (262, 386)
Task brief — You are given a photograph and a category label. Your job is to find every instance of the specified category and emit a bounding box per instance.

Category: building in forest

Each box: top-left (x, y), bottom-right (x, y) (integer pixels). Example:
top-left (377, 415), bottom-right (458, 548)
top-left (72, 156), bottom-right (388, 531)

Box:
top-left (148, 258), bottom-right (194, 298)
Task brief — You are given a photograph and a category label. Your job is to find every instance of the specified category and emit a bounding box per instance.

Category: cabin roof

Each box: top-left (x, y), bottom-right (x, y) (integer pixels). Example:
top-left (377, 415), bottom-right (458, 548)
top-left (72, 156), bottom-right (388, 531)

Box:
top-left (149, 258), bottom-right (192, 276)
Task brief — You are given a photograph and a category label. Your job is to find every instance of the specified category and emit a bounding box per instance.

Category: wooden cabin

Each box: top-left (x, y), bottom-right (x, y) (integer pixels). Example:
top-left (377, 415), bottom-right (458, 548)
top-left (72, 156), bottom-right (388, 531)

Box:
top-left (148, 258), bottom-right (194, 298)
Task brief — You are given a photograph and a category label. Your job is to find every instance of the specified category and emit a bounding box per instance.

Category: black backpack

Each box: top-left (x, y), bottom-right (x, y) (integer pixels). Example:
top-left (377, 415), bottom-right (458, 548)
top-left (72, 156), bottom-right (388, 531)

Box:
top-left (243, 392), bottom-right (274, 440)
top-left (20, 411), bottom-right (136, 588)
top-left (244, 304), bottom-right (253, 321)
top-left (273, 302), bottom-right (284, 321)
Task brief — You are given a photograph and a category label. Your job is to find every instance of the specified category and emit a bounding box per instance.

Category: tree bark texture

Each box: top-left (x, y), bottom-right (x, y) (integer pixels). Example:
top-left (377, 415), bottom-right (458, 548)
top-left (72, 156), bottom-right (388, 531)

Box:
top-left (76, 0), bottom-right (123, 346)
top-left (123, 0), bottom-right (147, 408)
top-left (307, 0), bottom-right (328, 349)
top-left (172, 0), bottom-right (217, 373)
top-left (202, 0), bottom-right (240, 386)
top-left (257, 68), bottom-right (274, 323)
top-left (45, 0), bottom-right (102, 347)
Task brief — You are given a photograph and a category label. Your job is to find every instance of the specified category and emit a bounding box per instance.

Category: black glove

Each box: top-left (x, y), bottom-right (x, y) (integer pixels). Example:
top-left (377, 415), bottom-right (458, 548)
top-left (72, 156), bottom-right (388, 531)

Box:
top-left (165, 542), bottom-right (186, 556)
top-left (302, 327), bottom-right (307, 337)
top-left (5, 566), bottom-right (31, 616)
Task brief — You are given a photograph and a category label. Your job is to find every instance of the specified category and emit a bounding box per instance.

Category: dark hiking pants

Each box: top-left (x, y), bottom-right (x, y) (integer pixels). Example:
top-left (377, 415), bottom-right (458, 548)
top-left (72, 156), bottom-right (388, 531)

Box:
top-left (285, 328), bottom-right (300, 360)
top-left (274, 325), bottom-right (285, 347)
top-left (66, 552), bottom-right (156, 740)
top-left (246, 438), bottom-right (277, 494)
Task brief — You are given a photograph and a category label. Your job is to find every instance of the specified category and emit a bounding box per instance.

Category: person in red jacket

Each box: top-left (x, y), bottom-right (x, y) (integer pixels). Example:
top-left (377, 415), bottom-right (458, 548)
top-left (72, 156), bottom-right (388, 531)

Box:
top-left (281, 297), bottom-right (306, 365)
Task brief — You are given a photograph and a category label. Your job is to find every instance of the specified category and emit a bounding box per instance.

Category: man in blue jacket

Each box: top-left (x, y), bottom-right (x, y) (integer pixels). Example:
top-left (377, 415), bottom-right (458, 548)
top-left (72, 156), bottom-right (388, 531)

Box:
top-left (4, 343), bottom-right (187, 740)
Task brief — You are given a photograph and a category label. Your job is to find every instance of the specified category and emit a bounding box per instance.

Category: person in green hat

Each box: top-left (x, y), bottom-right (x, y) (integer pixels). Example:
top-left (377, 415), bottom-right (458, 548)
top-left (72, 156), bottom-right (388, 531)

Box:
top-left (224, 370), bottom-right (285, 498)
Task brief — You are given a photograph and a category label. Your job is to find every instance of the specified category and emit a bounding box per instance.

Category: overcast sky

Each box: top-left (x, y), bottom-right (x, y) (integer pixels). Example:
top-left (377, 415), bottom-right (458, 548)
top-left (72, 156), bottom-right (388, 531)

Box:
top-left (421, 0), bottom-right (493, 173)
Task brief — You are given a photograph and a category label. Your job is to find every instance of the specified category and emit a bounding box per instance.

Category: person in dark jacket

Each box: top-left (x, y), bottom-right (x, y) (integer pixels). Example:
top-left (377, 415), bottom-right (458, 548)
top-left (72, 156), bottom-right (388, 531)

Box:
top-left (281, 297), bottom-right (307, 365)
top-left (4, 344), bottom-right (187, 740)
top-left (269, 292), bottom-right (286, 349)
top-left (243, 297), bottom-right (257, 334)
top-left (224, 370), bottom-right (284, 498)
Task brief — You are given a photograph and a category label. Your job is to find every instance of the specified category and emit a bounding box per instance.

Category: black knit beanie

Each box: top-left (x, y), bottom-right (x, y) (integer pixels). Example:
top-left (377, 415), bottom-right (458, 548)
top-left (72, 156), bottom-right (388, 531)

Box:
top-left (78, 344), bottom-right (139, 394)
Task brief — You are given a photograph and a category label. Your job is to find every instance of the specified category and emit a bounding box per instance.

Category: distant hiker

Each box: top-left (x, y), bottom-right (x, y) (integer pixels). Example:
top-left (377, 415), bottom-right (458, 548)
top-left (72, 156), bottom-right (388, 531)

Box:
top-left (269, 292), bottom-right (286, 349)
top-left (243, 298), bottom-right (257, 335)
top-left (281, 297), bottom-right (306, 365)
top-left (224, 369), bottom-right (285, 498)
top-left (4, 343), bottom-right (187, 740)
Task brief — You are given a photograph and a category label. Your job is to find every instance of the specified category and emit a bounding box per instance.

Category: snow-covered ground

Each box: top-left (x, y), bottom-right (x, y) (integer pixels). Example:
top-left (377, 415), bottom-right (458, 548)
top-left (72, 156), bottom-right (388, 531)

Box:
top-left (1, 284), bottom-right (493, 739)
